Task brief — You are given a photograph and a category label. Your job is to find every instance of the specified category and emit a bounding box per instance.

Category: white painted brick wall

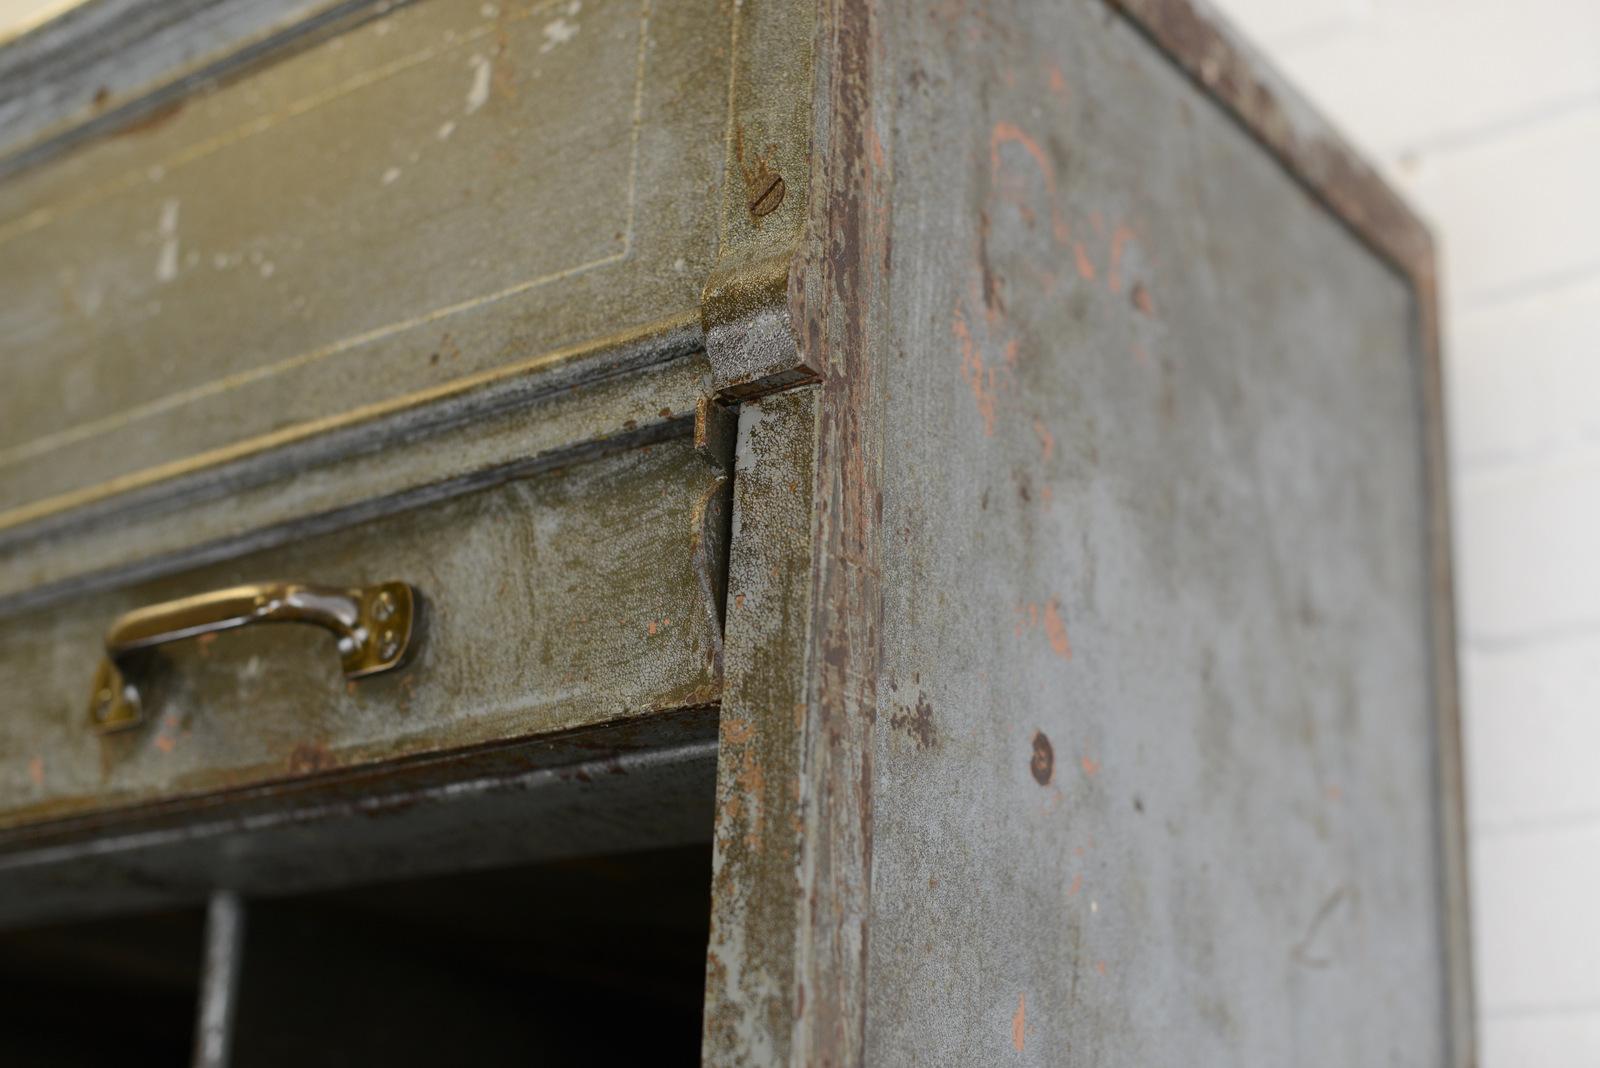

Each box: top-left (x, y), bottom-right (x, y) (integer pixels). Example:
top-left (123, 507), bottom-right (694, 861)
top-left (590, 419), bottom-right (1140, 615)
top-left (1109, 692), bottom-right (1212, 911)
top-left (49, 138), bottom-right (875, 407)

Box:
top-left (1212, 0), bottom-right (1600, 1062)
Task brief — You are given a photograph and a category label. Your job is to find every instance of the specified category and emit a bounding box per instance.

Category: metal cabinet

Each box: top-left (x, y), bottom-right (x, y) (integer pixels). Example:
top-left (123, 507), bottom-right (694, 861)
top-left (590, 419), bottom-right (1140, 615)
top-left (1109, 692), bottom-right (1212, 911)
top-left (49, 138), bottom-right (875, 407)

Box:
top-left (0, 0), bottom-right (1471, 1064)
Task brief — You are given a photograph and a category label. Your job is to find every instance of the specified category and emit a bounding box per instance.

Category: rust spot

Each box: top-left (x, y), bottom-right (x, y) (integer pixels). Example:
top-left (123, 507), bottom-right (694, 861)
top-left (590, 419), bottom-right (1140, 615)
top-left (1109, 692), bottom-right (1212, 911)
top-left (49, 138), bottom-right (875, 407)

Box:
top-left (1080, 753), bottom-right (1100, 777)
top-left (1012, 992), bottom-right (1027, 1051)
top-left (27, 756), bottom-right (44, 786)
top-left (112, 98), bottom-right (186, 139)
top-left (1069, 873), bottom-right (1083, 896)
top-left (1032, 419), bottom-right (1055, 463)
top-left (1043, 599), bottom-right (1072, 659)
top-left (287, 742), bottom-right (334, 775)
top-left (1131, 281), bottom-right (1155, 316)
top-left (1073, 241), bottom-right (1096, 281)
top-left (953, 306), bottom-right (1000, 435)
top-left (890, 692), bottom-right (938, 750)
top-left (1107, 223), bottom-right (1135, 293)
top-left (1030, 731), bottom-right (1055, 785)
top-left (153, 735), bottom-right (176, 753)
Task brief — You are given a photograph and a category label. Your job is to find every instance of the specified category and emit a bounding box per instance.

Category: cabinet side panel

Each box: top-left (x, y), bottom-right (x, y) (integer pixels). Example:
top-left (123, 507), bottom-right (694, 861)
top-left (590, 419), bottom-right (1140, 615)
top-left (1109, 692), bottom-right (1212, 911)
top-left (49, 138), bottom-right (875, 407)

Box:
top-left (866, 0), bottom-right (1448, 1063)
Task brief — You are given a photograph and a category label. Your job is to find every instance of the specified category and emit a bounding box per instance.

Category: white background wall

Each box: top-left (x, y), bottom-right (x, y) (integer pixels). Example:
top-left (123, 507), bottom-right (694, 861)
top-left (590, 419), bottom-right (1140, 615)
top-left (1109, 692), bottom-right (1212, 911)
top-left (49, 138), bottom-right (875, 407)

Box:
top-left (1203, 1), bottom-right (1600, 1064)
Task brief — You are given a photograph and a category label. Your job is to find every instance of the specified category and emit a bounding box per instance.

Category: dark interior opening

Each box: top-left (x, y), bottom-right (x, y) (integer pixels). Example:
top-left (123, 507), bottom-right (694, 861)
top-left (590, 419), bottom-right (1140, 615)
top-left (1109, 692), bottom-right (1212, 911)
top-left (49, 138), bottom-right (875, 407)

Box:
top-left (0, 905), bottom-right (206, 1065)
top-left (0, 843), bottom-right (713, 1066)
top-left (231, 843), bottom-right (713, 1066)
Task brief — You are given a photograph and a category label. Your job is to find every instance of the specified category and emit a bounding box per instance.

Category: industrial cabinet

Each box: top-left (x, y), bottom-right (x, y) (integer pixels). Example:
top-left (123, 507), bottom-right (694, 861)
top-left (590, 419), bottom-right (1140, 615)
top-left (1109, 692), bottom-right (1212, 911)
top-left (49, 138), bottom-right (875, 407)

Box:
top-left (0, 0), bottom-right (1471, 1062)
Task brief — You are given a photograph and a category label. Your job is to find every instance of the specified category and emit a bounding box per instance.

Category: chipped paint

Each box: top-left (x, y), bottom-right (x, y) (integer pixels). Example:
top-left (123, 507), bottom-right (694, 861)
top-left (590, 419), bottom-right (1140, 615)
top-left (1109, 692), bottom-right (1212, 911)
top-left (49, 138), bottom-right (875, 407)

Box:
top-left (465, 53), bottom-right (492, 113)
top-left (155, 197), bottom-right (179, 282)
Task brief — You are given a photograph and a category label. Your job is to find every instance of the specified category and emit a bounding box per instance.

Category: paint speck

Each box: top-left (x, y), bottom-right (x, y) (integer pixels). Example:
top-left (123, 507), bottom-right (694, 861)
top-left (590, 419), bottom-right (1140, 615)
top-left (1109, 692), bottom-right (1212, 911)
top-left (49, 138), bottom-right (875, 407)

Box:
top-left (1131, 281), bottom-right (1155, 316)
top-left (674, 256), bottom-right (687, 272)
top-left (465, 54), bottom-right (492, 113)
top-left (1090, 899), bottom-right (1098, 914)
top-left (1011, 992), bottom-right (1026, 1052)
top-left (27, 756), bottom-right (43, 787)
top-left (382, 166), bottom-right (402, 185)
top-left (155, 198), bottom-right (180, 282)
top-left (541, 15), bottom-right (579, 52)
top-left (1032, 418), bottom-right (1055, 463)
top-left (1068, 873), bottom-right (1083, 896)
top-left (1030, 731), bottom-right (1054, 785)
top-left (1095, 960), bottom-right (1107, 976)
top-left (1080, 753), bottom-right (1100, 777)
top-left (1073, 241), bottom-right (1095, 281)
top-left (647, 620), bottom-right (658, 635)
top-left (437, 120), bottom-right (456, 140)
top-left (259, 260), bottom-right (275, 278)
top-left (1043, 599), bottom-right (1071, 659)
top-left (154, 735), bottom-right (176, 753)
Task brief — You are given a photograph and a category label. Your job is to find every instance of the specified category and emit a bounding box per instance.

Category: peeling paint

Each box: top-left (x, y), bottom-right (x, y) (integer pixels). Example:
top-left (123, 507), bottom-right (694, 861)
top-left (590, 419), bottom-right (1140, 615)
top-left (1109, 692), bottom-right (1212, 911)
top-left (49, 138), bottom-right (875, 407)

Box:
top-left (465, 54), bottom-right (492, 113)
top-left (155, 197), bottom-right (180, 282)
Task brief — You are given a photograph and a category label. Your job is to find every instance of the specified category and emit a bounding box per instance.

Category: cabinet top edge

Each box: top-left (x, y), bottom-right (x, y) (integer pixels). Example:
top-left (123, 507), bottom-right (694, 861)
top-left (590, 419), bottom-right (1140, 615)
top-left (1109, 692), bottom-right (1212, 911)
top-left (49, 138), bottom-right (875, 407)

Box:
top-left (1104, 0), bottom-right (1435, 293)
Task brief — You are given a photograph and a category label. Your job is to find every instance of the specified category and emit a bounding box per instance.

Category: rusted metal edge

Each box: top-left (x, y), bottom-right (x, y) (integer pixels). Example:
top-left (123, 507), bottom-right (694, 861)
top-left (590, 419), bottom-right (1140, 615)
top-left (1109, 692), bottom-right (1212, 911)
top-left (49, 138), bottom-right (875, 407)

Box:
top-left (1102, 2), bottom-right (1473, 1062)
top-left (0, 703), bottom-right (720, 851)
top-left (779, 0), bottom-right (890, 1060)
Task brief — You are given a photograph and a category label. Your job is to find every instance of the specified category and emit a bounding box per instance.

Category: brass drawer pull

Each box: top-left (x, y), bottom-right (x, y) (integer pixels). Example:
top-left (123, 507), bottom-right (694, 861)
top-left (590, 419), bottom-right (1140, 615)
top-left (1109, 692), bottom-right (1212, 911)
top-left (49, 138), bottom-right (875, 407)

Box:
top-left (88, 582), bottom-right (416, 733)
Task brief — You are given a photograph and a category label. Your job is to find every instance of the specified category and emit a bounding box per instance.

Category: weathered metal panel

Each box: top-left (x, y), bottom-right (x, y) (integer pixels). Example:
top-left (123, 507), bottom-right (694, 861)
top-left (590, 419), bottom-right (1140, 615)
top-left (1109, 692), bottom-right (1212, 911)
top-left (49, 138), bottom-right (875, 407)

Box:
top-left (0, 711), bottom-right (719, 928)
top-left (0, 434), bottom-right (726, 830)
top-left (0, 0), bottom-right (731, 531)
top-left (0, 341), bottom-right (710, 612)
top-left (703, 386), bottom-right (820, 1065)
top-left (859, 0), bottom-right (1451, 1062)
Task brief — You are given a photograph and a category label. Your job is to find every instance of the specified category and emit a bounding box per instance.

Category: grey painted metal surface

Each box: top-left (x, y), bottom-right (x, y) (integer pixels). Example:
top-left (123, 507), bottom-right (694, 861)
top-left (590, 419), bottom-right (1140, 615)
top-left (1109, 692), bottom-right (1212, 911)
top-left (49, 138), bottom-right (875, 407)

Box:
top-left (864, 0), bottom-right (1445, 1059)
top-left (0, 433), bottom-right (727, 830)
top-left (702, 0), bottom-right (1467, 1064)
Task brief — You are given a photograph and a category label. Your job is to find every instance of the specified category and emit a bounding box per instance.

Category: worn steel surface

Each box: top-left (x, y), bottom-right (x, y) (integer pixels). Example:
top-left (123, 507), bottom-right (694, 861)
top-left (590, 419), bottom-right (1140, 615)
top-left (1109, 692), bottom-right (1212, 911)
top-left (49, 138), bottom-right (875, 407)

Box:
top-left (858, 0), bottom-right (1450, 1062)
top-left (193, 890), bottom-right (245, 1068)
top-left (0, 339), bottom-right (709, 612)
top-left (704, 0), bottom-right (1468, 1064)
top-left (703, 386), bottom-right (820, 1065)
top-left (0, 0), bottom-right (730, 530)
top-left (1104, 2), bottom-right (1472, 1051)
top-left (0, 434), bottom-right (727, 830)
top-left (0, 709), bottom-right (719, 928)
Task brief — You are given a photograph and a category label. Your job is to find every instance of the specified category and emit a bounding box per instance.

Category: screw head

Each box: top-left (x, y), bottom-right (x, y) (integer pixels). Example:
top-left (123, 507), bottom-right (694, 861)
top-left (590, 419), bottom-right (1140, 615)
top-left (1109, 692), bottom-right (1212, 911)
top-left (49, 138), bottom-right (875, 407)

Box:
top-left (372, 589), bottom-right (396, 622)
top-left (749, 173), bottom-right (785, 218)
top-left (378, 629), bottom-right (400, 662)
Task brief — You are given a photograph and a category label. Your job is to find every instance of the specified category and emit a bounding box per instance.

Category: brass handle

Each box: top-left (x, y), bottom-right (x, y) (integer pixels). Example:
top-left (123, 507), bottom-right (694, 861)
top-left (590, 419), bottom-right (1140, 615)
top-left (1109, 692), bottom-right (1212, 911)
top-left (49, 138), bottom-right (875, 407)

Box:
top-left (88, 581), bottom-right (417, 733)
